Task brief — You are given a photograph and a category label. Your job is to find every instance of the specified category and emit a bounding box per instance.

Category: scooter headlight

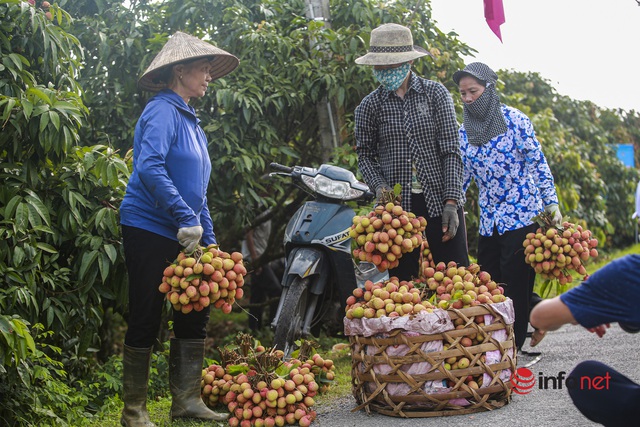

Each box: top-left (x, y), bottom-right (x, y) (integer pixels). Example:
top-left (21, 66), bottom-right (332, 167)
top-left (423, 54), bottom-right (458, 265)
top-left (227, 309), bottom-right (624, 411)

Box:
top-left (301, 174), bottom-right (365, 200)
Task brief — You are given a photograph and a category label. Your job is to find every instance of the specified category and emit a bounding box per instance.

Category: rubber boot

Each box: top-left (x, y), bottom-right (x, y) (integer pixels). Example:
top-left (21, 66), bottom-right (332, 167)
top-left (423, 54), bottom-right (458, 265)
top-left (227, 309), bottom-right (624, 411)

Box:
top-left (120, 345), bottom-right (156, 427)
top-left (169, 338), bottom-right (228, 421)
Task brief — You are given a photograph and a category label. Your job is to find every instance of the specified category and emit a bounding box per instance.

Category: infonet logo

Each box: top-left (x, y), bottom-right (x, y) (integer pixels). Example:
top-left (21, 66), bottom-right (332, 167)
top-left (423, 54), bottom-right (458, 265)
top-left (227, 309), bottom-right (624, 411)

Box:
top-left (510, 367), bottom-right (536, 394)
top-left (510, 367), bottom-right (611, 394)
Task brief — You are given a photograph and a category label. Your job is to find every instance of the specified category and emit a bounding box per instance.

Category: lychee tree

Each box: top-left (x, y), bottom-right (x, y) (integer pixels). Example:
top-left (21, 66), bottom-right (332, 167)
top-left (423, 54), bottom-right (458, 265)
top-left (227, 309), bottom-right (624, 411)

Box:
top-left (66, 0), bottom-right (475, 253)
top-left (0, 0), bottom-right (132, 424)
top-left (497, 71), bottom-right (640, 249)
top-left (0, 0), bottom-right (129, 375)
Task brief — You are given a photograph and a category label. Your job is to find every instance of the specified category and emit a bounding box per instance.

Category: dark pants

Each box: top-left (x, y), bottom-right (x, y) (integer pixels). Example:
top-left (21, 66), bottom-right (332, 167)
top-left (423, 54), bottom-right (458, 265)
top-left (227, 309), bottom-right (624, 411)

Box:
top-left (248, 259), bottom-right (283, 330)
top-left (568, 360), bottom-right (640, 426)
top-left (122, 225), bottom-right (210, 348)
top-left (477, 223), bottom-right (537, 349)
top-left (390, 193), bottom-right (470, 281)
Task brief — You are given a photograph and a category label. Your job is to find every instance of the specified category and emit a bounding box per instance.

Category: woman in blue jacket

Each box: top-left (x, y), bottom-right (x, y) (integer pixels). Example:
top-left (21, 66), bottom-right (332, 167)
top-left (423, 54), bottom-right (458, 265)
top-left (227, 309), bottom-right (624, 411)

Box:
top-left (119, 31), bottom-right (238, 426)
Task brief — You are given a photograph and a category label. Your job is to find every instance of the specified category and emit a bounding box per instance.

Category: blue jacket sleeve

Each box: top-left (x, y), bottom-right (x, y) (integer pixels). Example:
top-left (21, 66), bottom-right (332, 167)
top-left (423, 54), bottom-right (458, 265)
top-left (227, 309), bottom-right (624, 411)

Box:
top-left (136, 102), bottom-right (200, 228)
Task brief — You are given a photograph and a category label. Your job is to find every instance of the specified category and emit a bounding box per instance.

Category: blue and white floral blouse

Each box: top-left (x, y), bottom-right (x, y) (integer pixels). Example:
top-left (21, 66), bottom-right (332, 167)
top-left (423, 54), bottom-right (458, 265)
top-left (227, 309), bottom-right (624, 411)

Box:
top-left (460, 105), bottom-right (558, 237)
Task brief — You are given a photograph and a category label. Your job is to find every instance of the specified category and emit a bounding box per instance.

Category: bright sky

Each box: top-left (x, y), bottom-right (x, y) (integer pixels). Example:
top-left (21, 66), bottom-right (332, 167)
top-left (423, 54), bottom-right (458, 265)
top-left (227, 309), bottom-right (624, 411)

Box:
top-left (429, 0), bottom-right (640, 112)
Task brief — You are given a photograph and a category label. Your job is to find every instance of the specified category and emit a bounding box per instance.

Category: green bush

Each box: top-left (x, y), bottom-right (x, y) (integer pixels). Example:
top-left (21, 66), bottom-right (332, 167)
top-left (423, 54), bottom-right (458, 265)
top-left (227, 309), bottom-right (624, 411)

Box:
top-left (0, 324), bottom-right (93, 426)
top-left (82, 342), bottom-right (171, 410)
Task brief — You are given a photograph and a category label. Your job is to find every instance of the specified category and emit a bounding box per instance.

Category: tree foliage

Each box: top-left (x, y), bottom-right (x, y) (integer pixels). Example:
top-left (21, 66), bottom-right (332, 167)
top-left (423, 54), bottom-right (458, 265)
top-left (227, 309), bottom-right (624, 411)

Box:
top-left (0, 0), bottom-right (639, 424)
top-left (0, 0), bottom-right (129, 423)
top-left (496, 71), bottom-right (639, 249)
top-left (69, 0), bottom-right (476, 250)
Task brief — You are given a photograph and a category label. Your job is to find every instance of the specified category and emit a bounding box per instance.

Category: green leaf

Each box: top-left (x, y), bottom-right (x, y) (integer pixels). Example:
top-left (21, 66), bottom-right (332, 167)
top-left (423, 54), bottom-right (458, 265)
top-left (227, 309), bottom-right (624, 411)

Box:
top-left (337, 87), bottom-right (345, 107)
top-left (4, 195), bottom-right (22, 218)
top-left (274, 363), bottom-right (292, 377)
top-left (7, 272), bottom-right (26, 285)
top-left (39, 110), bottom-right (50, 133)
top-left (22, 329), bottom-right (36, 354)
top-left (22, 98), bottom-right (33, 119)
top-left (242, 155), bottom-right (253, 170)
top-left (539, 279), bottom-right (551, 298)
top-left (279, 146), bottom-right (299, 158)
top-left (104, 244), bottom-right (117, 263)
top-left (27, 87), bottom-right (51, 105)
top-left (8, 53), bottom-right (24, 71)
top-left (14, 202), bottom-right (29, 230)
top-left (32, 225), bottom-right (53, 234)
top-left (95, 207), bottom-right (106, 229)
top-left (79, 250), bottom-right (99, 281)
top-left (25, 194), bottom-right (51, 226)
top-left (226, 363), bottom-right (250, 376)
top-left (36, 242), bottom-right (57, 254)
top-left (26, 202), bottom-right (42, 228)
top-left (105, 209), bottom-right (119, 235)
top-left (98, 252), bottom-right (110, 283)
top-left (1, 97), bottom-right (16, 121)
top-left (0, 316), bottom-right (13, 334)
top-left (49, 110), bottom-right (60, 130)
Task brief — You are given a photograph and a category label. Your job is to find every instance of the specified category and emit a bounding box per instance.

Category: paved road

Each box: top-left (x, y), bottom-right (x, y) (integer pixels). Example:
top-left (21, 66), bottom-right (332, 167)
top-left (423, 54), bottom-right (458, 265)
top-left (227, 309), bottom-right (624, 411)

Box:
top-left (315, 324), bottom-right (639, 426)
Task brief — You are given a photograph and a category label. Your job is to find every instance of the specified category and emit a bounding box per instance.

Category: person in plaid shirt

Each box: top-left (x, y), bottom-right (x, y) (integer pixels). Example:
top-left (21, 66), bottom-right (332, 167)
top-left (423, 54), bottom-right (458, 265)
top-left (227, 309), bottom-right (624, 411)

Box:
top-left (354, 23), bottom-right (470, 281)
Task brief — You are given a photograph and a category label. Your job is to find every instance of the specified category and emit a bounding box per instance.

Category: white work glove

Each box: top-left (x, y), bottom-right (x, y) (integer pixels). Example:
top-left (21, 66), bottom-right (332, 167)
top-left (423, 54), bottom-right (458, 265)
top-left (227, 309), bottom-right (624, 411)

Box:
top-left (177, 225), bottom-right (203, 253)
top-left (544, 204), bottom-right (563, 227)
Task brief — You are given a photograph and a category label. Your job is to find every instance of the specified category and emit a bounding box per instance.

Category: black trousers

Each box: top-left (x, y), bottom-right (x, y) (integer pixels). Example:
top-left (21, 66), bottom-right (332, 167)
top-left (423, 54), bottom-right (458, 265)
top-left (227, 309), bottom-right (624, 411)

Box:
top-left (477, 223), bottom-right (537, 349)
top-left (568, 360), bottom-right (640, 426)
top-left (390, 193), bottom-right (470, 282)
top-left (122, 225), bottom-right (210, 348)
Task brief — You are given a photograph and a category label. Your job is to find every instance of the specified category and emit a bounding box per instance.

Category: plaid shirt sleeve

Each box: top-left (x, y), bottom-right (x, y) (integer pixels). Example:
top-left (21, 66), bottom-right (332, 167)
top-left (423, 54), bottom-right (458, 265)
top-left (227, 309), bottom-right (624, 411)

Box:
top-left (355, 92), bottom-right (388, 192)
top-left (430, 82), bottom-right (465, 204)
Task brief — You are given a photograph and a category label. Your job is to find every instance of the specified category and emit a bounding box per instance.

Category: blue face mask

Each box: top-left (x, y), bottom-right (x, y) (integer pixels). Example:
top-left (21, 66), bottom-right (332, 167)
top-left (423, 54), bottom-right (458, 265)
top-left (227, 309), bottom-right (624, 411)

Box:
top-left (373, 63), bottom-right (411, 91)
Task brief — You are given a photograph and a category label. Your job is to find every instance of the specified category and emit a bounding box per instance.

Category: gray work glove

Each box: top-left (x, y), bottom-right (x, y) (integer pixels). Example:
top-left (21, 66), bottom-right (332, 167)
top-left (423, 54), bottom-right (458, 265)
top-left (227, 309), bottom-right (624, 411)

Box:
top-left (177, 225), bottom-right (203, 253)
top-left (375, 183), bottom-right (392, 203)
top-left (544, 204), bottom-right (563, 227)
top-left (441, 203), bottom-right (459, 242)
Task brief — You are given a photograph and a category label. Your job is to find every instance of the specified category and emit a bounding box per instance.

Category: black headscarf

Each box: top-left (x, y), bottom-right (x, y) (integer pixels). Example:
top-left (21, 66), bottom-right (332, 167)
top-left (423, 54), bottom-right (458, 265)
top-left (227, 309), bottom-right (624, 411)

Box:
top-left (453, 62), bottom-right (508, 146)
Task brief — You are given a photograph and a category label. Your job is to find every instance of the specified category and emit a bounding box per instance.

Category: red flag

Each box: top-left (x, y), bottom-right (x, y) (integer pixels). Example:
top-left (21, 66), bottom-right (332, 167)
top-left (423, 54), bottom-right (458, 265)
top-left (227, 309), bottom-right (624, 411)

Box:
top-left (484, 0), bottom-right (506, 42)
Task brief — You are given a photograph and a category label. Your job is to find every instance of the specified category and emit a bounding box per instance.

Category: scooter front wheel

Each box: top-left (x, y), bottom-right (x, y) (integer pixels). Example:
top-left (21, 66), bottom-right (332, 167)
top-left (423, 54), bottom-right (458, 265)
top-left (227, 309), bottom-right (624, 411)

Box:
top-left (272, 277), bottom-right (309, 359)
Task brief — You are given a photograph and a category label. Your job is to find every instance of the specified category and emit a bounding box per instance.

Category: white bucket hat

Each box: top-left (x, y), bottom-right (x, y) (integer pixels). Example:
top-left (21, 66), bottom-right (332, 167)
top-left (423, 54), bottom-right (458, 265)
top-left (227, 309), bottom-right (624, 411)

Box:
top-left (355, 23), bottom-right (430, 66)
top-left (138, 31), bottom-right (239, 92)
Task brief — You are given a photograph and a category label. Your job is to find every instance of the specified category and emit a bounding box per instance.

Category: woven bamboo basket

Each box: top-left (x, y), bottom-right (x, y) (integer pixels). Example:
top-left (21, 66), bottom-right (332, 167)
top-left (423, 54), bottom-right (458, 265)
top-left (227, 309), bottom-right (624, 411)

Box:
top-left (349, 304), bottom-right (516, 418)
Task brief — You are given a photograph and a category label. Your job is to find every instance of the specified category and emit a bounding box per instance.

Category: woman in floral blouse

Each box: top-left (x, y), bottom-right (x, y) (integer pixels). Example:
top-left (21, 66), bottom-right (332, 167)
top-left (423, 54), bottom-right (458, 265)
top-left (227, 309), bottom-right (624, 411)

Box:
top-left (453, 62), bottom-right (562, 352)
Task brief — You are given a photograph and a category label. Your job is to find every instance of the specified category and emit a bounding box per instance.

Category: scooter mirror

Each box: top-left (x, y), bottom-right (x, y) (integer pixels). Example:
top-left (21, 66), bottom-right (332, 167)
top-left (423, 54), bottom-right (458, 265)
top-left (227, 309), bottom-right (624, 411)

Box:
top-left (354, 261), bottom-right (389, 288)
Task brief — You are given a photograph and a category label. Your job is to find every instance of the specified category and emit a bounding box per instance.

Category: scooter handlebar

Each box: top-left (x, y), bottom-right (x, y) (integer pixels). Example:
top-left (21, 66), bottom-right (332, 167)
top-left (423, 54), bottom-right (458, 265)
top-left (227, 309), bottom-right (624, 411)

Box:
top-left (270, 162), bottom-right (294, 174)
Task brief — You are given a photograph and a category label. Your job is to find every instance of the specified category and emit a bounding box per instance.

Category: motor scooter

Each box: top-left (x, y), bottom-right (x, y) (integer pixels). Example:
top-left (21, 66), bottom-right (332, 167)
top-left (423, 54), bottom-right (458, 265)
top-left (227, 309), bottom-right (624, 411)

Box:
top-left (269, 162), bottom-right (387, 357)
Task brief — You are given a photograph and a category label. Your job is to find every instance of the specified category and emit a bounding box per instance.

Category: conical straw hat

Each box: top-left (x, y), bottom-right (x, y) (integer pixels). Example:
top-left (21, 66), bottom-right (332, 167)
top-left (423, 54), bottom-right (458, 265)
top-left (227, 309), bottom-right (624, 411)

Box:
top-left (138, 31), bottom-right (239, 92)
